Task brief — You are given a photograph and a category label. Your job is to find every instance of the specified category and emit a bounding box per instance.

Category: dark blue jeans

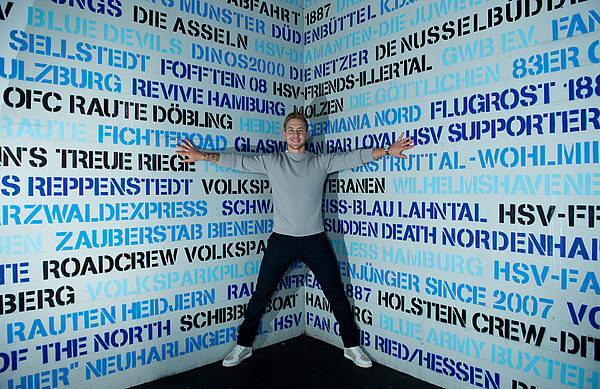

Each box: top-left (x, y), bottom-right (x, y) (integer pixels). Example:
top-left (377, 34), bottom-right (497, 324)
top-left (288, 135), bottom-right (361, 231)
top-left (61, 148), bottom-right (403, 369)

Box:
top-left (237, 232), bottom-right (360, 348)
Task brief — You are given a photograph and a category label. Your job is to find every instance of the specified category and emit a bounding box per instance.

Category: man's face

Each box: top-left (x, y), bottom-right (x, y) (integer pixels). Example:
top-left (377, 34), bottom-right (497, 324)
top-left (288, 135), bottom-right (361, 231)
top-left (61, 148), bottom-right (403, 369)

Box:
top-left (283, 118), bottom-right (310, 153)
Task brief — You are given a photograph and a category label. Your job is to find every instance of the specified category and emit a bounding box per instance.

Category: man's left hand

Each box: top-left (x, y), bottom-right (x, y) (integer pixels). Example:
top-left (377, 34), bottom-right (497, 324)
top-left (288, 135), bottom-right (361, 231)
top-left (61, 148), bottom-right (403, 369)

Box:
top-left (388, 132), bottom-right (414, 159)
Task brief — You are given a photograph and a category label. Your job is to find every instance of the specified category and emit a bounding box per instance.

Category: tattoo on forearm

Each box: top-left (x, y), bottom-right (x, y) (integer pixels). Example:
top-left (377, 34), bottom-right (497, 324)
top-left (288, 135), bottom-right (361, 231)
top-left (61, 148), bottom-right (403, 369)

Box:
top-left (203, 152), bottom-right (220, 163)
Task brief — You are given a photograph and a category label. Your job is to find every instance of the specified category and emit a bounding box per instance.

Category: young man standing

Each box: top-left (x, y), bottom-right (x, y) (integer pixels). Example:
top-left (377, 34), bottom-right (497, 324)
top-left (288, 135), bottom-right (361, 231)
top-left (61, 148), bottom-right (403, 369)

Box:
top-left (176, 112), bottom-right (414, 368)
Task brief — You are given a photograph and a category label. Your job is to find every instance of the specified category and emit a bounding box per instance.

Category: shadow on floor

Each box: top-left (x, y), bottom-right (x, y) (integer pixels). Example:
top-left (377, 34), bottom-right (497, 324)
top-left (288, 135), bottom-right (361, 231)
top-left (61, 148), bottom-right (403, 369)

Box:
top-left (131, 335), bottom-right (443, 389)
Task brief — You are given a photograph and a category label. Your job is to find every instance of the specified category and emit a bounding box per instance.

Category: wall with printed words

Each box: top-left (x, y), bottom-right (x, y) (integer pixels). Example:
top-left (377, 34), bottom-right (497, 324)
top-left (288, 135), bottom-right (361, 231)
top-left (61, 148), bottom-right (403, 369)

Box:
top-left (1, 0), bottom-right (599, 389)
top-left (301, 0), bottom-right (599, 389)
top-left (0, 0), bottom-right (305, 388)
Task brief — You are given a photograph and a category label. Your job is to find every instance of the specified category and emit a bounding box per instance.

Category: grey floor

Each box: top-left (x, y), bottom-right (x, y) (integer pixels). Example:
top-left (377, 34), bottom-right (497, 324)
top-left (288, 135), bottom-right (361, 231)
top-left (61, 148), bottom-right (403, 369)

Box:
top-left (131, 335), bottom-right (443, 389)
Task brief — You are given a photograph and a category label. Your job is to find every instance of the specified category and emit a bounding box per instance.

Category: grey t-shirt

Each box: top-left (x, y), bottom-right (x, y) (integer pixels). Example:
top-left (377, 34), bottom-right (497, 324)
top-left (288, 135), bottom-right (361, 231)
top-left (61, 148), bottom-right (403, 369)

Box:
top-left (218, 149), bottom-right (374, 236)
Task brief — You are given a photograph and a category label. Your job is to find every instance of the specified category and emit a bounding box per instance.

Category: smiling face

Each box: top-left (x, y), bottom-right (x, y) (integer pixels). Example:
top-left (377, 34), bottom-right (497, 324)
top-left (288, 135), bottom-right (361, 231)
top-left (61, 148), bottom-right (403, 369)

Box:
top-left (283, 118), bottom-right (310, 153)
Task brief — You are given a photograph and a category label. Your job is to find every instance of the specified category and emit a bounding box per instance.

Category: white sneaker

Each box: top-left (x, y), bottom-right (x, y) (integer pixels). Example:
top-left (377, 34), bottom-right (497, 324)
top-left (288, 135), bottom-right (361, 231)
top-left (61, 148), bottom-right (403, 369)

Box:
top-left (222, 345), bottom-right (252, 367)
top-left (344, 346), bottom-right (372, 368)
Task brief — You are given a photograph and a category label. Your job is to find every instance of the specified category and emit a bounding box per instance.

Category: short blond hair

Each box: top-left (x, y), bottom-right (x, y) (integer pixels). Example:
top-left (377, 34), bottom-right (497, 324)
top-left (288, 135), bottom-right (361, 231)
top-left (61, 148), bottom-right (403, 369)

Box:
top-left (283, 111), bottom-right (308, 130)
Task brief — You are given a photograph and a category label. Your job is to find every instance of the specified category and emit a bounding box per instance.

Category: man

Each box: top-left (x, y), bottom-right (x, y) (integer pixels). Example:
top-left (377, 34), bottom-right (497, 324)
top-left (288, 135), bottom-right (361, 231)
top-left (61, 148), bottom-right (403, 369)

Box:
top-left (176, 112), bottom-right (414, 368)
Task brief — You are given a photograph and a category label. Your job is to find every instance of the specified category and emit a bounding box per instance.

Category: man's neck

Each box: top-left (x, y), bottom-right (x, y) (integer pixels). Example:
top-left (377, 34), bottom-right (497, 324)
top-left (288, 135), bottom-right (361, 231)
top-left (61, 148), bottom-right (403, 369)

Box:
top-left (286, 147), bottom-right (306, 154)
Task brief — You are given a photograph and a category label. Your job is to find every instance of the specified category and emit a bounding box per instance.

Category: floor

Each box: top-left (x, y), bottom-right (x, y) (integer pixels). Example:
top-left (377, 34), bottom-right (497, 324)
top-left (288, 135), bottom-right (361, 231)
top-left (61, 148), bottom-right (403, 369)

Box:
top-left (132, 335), bottom-right (443, 389)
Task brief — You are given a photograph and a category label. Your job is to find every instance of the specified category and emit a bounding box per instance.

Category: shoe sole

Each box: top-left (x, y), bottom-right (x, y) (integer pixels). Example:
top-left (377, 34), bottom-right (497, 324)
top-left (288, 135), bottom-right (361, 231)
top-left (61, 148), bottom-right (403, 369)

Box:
top-left (222, 350), bottom-right (252, 367)
top-left (344, 352), bottom-right (372, 368)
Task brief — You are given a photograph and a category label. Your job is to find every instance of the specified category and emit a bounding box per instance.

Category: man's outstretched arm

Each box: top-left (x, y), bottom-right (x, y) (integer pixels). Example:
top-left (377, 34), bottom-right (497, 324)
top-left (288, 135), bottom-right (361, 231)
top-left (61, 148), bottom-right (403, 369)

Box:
top-left (371, 132), bottom-right (414, 160)
top-left (176, 139), bottom-right (220, 164)
top-left (176, 139), bottom-right (269, 174)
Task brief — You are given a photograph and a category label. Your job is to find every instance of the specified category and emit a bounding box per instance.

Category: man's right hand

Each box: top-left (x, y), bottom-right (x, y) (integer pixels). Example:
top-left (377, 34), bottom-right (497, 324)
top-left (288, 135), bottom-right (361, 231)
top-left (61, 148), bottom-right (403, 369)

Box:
top-left (175, 139), bottom-right (220, 164)
top-left (176, 139), bottom-right (203, 163)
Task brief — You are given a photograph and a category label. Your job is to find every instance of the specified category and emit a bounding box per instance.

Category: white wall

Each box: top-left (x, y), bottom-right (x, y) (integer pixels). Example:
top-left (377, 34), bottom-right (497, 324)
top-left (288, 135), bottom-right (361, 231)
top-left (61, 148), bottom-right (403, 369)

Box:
top-left (302, 0), bottom-right (600, 388)
top-left (0, 1), bottom-right (303, 387)
top-left (1, 1), bottom-right (599, 389)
